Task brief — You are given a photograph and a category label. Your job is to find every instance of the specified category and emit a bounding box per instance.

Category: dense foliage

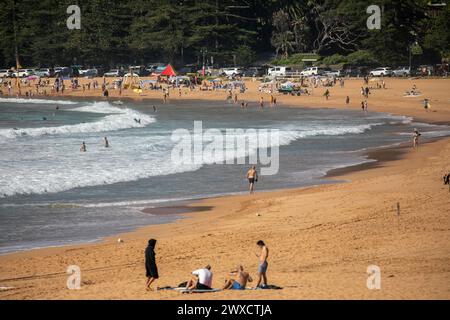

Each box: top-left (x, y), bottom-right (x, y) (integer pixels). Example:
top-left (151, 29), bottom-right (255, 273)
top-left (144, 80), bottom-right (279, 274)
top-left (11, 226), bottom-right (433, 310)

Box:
top-left (0, 0), bottom-right (448, 68)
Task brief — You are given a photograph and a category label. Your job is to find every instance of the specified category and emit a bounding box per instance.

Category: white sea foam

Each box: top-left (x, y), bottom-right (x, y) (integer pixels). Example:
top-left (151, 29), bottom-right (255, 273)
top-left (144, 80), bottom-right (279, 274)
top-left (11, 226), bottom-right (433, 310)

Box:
top-left (0, 97), bottom-right (77, 105)
top-left (0, 120), bottom-right (385, 197)
top-left (0, 102), bottom-right (155, 139)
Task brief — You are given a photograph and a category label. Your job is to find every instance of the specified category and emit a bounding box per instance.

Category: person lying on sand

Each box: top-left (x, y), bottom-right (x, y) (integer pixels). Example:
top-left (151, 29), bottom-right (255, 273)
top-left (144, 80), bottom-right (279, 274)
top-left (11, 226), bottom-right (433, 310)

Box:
top-left (185, 265), bottom-right (213, 290)
top-left (222, 265), bottom-right (253, 290)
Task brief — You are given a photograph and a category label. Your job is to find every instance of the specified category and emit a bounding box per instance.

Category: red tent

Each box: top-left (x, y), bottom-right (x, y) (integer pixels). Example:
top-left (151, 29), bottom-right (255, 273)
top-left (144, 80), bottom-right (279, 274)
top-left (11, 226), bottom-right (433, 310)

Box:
top-left (160, 64), bottom-right (176, 76)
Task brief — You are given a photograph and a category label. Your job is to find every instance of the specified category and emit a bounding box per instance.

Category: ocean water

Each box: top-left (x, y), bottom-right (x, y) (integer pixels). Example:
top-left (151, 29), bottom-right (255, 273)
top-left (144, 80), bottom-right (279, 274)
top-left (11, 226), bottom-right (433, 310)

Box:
top-left (1, 97), bottom-right (449, 254)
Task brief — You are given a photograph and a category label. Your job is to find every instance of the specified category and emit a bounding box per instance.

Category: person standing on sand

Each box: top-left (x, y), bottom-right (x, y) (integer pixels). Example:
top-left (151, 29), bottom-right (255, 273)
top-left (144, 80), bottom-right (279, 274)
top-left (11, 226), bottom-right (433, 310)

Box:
top-left (260, 96), bottom-right (264, 108)
top-left (346, 96), bottom-right (350, 105)
top-left (324, 89), bottom-right (330, 100)
top-left (145, 239), bottom-right (159, 291)
top-left (413, 128), bottom-right (421, 149)
top-left (246, 166), bottom-right (258, 194)
top-left (255, 240), bottom-right (269, 288)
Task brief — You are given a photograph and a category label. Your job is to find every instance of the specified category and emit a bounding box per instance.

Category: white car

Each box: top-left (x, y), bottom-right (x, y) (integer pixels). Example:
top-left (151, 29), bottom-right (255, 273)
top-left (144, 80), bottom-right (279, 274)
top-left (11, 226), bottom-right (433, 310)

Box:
top-left (79, 69), bottom-right (98, 77)
top-left (104, 69), bottom-right (123, 77)
top-left (0, 69), bottom-right (14, 78)
top-left (392, 67), bottom-right (411, 77)
top-left (369, 67), bottom-right (393, 77)
top-left (14, 69), bottom-right (34, 78)
top-left (300, 67), bottom-right (320, 76)
top-left (268, 66), bottom-right (293, 77)
top-left (34, 68), bottom-right (53, 77)
top-left (221, 67), bottom-right (243, 77)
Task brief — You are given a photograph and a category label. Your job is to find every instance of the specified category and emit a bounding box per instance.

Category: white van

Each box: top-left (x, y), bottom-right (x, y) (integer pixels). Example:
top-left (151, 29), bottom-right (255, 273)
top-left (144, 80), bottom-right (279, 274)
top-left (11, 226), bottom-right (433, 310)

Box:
top-left (268, 66), bottom-right (292, 77)
top-left (300, 67), bottom-right (320, 76)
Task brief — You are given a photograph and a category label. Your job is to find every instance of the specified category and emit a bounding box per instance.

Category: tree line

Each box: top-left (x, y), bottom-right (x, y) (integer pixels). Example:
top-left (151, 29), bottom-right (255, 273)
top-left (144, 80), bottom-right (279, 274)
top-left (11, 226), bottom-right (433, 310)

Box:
top-left (0, 0), bottom-right (448, 68)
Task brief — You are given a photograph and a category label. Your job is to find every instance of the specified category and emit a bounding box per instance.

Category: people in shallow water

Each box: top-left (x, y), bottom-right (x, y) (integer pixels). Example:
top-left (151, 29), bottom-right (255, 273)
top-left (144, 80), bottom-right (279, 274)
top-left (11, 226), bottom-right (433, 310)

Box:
top-left (134, 118), bottom-right (141, 124)
top-left (104, 137), bottom-right (109, 148)
top-left (80, 141), bottom-right (87, 152)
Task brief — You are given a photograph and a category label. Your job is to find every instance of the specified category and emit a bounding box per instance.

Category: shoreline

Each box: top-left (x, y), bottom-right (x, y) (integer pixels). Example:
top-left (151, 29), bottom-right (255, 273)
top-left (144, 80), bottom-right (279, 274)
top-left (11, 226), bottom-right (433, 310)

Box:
top-left (1, 78), bottom-right (449, 299)
top-left (0, 132), bottom-right (445, 257)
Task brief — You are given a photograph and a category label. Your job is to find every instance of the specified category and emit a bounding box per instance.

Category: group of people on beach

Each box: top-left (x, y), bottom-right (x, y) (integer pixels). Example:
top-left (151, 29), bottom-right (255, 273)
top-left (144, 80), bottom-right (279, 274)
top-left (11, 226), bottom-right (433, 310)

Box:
top-left (145, 239), bottom-right (270, 292)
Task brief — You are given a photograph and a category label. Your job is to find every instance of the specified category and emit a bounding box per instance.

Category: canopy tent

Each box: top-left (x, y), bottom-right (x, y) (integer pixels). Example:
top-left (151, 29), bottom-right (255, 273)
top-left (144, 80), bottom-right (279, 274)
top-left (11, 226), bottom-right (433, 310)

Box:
top-left (160, 64), bottom-right (177, 77)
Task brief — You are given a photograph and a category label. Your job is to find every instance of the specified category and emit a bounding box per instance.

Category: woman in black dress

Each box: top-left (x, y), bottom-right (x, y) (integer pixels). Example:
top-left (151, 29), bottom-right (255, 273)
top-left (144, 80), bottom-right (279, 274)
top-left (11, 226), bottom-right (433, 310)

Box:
top-left (145, 239), bottom-right (158, 290)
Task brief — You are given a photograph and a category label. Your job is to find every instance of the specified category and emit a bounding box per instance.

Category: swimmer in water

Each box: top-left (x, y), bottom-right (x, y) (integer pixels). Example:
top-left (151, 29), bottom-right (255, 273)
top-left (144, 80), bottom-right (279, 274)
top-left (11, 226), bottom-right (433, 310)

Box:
top-left (153, 105), bottom-right (157, 112)
top-left (80, 141), bottom-right (87, 152)
top-left (134, 118), bottom-right (141, 124)
top-left (104, 137), bottom-right (109, 148)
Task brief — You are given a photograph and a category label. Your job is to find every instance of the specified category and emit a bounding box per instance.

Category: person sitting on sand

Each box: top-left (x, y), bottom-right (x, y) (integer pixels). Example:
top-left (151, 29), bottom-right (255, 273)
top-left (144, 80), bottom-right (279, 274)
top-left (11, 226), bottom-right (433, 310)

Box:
top-left (145, 239), bottom-right (159, 291)
top-left (255, 240), bottom-right (269, 288)
top-left (185, 265), bottom-right (213, 290)
top-left (246, 166), bottom-right (258, 194)
top-left (222, 265), bottom-right (253, 290)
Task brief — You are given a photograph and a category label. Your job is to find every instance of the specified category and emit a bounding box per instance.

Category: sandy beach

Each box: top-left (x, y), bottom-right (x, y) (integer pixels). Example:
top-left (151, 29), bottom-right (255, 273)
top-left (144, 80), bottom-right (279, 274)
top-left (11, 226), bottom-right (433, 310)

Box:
top-left (0, 78), bottom-right (449, 299)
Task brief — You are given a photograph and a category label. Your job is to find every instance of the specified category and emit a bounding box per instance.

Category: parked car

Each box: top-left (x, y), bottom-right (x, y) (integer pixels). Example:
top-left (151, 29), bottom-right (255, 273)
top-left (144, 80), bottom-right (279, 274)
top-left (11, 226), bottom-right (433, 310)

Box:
top-left (392, 67), bottom-right (411, 77)
top-left (241, 67), bottom-right (266, 77)
top-left (79, 68), bottom-right (98, 77)
top-left (34, 68), bottom-right (54, 77)
top-left (104, 69), bottom-right (124, 77)
top-left (0, 69), bottom-right (14, 78)
top-left (342, 66), bottom-right (370, 77)
top-left (178, 65), bottom-right (198, 75)
top-left (369, 67), bottom-right (393, 77)
top-left (54, 67), bottom-right (72, 78)
top-left (268, 66), bottom-right (293, 77)
top-left (13, 69), bottom-right (34, 78)
top-left (300, 66), bottom-right (320, 76)
top-left (221, 67), bottom-right (243, 77)
top-left (197, 66), bottom-right (221, 77)
top-left (323, 68), bottom-right (342, 77)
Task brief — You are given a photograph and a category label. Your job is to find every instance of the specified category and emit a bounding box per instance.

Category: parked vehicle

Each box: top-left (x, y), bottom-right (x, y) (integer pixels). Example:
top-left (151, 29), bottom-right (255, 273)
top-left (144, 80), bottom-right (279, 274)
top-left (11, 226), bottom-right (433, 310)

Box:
top-left (197, 66), bottom-right (221, 77)
top-left (369, 67), bottom-right (393, 77)
top-left (241, 67), bottom-right (266, 77)
top-left (323, 68), bottom-right (342, 77)
top-left (178, 65), bottom-right (198, 75)
top-left (268, 66), bottom-right (293, 77)
top-left (392, 67), bottom-right (410, 77)
top-left (0, 69), bottom-right (14, 78)
top-left (299, 66), bottom-right (320, 76)
top-left (34, 68), bottom-right (54, 77)
top-left (79, 68), bottom-right (98, 77)
top-left (221, 67), bottom-right (243, 77)
top-left (13, 69), bottom-right (34, 78)
top-left (104, 69), bottom-right (124, 77)
top-left (54, 67), bottom-right (72, 78)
